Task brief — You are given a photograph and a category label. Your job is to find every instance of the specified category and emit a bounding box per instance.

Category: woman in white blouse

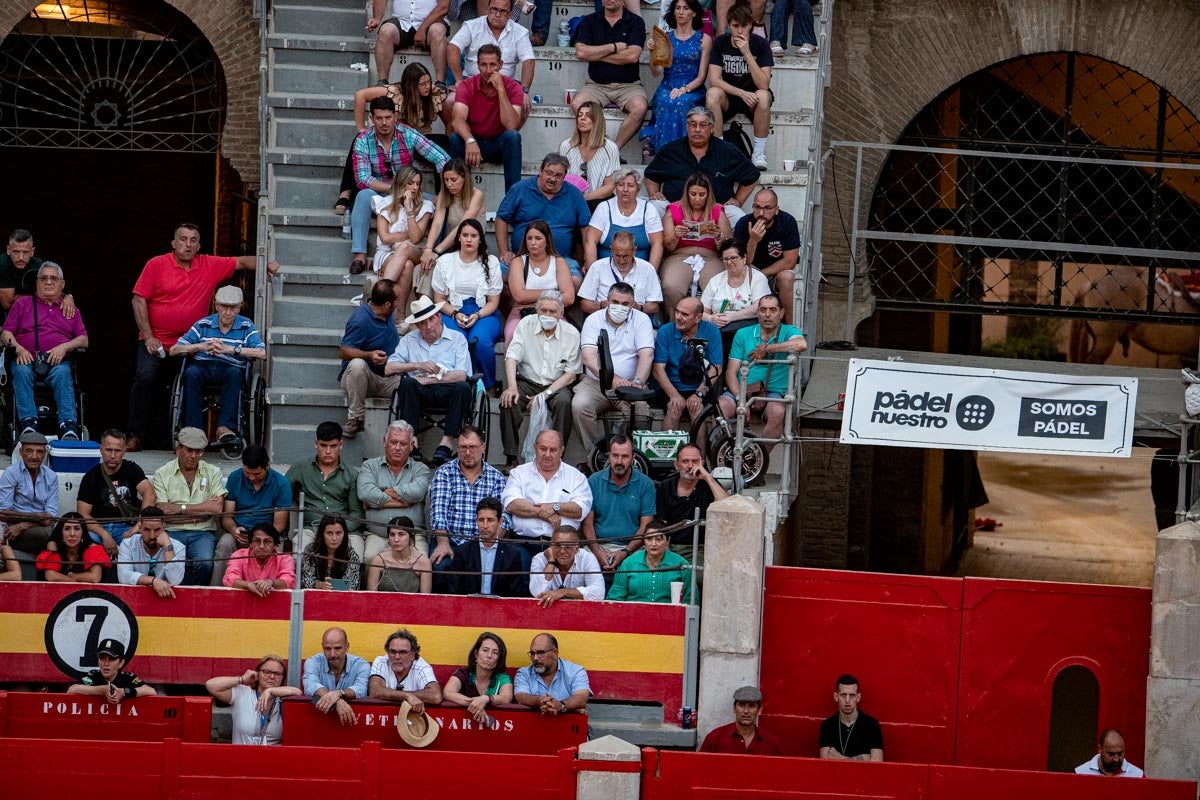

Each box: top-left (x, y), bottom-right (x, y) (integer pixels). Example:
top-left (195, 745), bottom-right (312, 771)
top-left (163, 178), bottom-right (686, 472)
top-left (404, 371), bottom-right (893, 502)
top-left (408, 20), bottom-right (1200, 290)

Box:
top-left (584, 168), bottom-right (664, 268)
top-left (505, 219), bottom-right (576, 343)
top-left (205, 654), bottom-right (301, 745)
top-left (559, 100), bottom-right (621, 207)
top-left (702, 238), bottom-right (771, 350)
top-left (432, 217), bottom-right (503, 388)
top-left (374, 166), bottom-right (434, 306)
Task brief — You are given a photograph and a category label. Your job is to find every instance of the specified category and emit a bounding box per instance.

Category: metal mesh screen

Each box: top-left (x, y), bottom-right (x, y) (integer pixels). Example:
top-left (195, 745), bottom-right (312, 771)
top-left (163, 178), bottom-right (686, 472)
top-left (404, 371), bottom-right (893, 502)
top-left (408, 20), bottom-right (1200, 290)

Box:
top-left (859, 52), bottom-right (1200, 323)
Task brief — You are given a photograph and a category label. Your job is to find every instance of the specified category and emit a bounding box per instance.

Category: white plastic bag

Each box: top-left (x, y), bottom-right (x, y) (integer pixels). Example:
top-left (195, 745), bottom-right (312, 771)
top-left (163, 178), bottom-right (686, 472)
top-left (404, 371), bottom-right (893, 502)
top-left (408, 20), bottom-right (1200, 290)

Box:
top-left (521, 393), bottom-right (551, 463)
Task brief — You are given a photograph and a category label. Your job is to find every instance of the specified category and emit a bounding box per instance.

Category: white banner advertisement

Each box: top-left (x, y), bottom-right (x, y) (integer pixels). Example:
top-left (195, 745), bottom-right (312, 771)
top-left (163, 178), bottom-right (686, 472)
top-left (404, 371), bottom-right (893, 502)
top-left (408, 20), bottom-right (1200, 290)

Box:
top-left (839, 359), bottom-right (1139, 457)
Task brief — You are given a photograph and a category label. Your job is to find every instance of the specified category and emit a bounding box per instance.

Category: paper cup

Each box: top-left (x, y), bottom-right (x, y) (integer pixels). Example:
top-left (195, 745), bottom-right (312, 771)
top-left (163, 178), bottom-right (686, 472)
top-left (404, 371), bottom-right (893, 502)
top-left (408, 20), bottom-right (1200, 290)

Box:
top-left (783, 159), bottom-right (797, 171)
top-left (670, 581), bottom-right (684, 604)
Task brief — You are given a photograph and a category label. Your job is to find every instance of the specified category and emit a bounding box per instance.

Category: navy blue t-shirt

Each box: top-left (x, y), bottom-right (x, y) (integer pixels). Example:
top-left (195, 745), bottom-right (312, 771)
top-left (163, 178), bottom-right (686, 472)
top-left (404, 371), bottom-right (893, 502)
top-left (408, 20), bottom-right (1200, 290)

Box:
top-left (576, 9), bottom-right (646, 85)
top-left (339, 303), bottom-right (399, 378)
top-left (734, 210), bottom-right (802, 271)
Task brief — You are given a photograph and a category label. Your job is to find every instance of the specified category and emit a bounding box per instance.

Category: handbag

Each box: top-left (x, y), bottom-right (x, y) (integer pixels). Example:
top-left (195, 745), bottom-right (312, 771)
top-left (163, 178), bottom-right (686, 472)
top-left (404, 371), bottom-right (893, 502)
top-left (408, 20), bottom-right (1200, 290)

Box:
top-left (30, 297), bottom-right (51, 381)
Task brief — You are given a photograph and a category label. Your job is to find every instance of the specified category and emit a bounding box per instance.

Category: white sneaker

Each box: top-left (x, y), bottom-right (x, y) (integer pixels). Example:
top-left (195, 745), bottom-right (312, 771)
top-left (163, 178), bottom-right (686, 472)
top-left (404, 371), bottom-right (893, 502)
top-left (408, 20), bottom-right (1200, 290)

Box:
top-left (769, 40), bottom-right (784, 56)
top-left (752, 153), bottom-right (768, 171)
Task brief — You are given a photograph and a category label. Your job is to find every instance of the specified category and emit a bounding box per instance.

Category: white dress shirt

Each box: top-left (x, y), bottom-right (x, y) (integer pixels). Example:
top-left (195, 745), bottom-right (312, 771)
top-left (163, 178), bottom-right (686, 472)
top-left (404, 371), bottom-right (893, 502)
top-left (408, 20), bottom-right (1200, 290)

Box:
top-left (579, 257), bottom-right (664, 307)
top-left (501, 461), bottom-right (593, 539)
top-left (579, 308), bottom-right (655, 381)
top-left (506, 313), bottom-right (582, 386)
top-left (450, 17), bottom-right (535, 79)
top-left (529, 548), bottom-right (605, 600)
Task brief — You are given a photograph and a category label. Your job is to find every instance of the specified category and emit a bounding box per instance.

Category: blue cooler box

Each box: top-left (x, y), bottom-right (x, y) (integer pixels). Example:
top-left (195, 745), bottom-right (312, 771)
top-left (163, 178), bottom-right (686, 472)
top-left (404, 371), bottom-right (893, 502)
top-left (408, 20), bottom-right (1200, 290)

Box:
top-left (49, 440), bottom-right (101, 472)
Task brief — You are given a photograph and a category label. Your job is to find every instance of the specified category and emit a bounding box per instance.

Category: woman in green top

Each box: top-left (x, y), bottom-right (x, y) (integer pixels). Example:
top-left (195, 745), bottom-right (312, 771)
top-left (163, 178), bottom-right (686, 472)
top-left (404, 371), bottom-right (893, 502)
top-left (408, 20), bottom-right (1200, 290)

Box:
top-left (442, 632), bottom-right (513, 725)
top-left (608, 521), bottom-right (693, 604)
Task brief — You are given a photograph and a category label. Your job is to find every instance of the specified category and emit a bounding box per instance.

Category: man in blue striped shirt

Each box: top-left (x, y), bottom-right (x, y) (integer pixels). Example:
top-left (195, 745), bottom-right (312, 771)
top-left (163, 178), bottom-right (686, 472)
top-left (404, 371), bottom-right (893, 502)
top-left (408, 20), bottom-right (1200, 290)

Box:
top-left (170, 286), bottom-right (265, 446)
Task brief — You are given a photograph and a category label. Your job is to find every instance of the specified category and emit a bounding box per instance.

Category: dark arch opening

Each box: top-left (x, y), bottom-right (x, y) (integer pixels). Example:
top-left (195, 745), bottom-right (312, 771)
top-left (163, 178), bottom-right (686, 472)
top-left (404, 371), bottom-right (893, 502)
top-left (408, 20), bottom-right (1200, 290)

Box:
top-left (1047, 664), bottom-right (1100, 772)
top-left (0, 0), bottom-right (231, 433)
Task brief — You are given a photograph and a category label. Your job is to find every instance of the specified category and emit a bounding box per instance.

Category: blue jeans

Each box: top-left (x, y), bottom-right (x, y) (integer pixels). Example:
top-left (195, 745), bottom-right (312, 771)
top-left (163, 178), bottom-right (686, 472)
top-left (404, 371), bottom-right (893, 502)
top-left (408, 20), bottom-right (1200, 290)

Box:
top-left (441, 298), bottom-right (502, 388)
top-left (14, 361), bottom-right (76, 425)
top-left (351, 187), bottom-right (384, 254)
top-left (770, 0), bottom-right (815, 46)
top-left (170, 529), bottom-right (216, 586)
top-left (89, 521), bottom-right (134, 546)
top-left (183, 359), bottom-right (242, 432)
top-left (450, 130), bottom-right (522, 192)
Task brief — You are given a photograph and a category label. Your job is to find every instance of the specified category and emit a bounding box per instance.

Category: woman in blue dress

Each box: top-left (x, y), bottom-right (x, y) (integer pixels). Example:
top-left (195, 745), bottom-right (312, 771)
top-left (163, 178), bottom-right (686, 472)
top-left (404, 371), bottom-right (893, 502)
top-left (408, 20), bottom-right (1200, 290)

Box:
top-left (642, 0), bottom-right (712, 154)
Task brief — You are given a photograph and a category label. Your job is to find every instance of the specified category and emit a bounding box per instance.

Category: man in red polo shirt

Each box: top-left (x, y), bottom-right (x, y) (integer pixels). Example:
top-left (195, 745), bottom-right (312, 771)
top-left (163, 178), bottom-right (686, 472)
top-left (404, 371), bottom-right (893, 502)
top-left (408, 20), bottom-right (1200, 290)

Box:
top-left (127, 222), bottom-right (278, 451)
top-left (449, 44), bottom-right (524, 192)
top-left (699, 685), bottom-right (783, 755)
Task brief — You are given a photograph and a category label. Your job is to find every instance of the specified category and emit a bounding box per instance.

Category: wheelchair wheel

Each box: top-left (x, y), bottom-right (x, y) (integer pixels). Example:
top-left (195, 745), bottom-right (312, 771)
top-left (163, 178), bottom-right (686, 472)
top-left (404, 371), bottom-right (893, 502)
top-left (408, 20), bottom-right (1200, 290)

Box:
top-left (472, 381), bottom-right (491, 454)
top-left (246, 373), bottom-right (267, 447)
top-left (707, 427), bottom-right (768, 488)
top-left (167, 369), bottom-right (185, 441)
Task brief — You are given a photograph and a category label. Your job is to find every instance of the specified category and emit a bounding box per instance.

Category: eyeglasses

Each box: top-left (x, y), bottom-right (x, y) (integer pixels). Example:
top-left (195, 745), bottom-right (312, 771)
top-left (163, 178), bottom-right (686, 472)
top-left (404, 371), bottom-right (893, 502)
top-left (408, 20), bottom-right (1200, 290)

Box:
top-left (37, 276), bottom-right (62, 282)
top-left (259, 668), bottom-right (285, 678)
top-left (528, 648), bottom-right (557, 657)
top-left (553, 541), bottom-right (579, 549)
top-left (687, 121), bottom-right (713, 129)
top-left (458, 443), bottom-right (483, 451)
top-left (542, 171), bottom-right (565, 181)
top-left (722, 255), bottom-right (743, 263)
top-left (388, 648), bottom-right (414, 656)
top-left (751, 205), bottom-right (777, 212)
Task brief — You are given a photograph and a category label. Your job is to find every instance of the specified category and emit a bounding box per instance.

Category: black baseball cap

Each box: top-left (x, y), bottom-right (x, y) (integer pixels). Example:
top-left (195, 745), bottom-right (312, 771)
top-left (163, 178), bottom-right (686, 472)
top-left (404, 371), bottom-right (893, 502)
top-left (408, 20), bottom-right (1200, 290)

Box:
top-left (97, 639), bottom-right (126, 659)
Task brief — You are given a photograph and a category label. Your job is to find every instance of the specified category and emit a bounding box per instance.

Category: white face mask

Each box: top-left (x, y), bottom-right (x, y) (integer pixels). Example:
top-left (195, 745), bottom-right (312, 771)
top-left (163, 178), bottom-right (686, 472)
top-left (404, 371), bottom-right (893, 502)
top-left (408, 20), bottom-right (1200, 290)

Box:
top-left (607, 304), bottom-right (631, 323)
top-left (538, 314), bottom-right (559, 331)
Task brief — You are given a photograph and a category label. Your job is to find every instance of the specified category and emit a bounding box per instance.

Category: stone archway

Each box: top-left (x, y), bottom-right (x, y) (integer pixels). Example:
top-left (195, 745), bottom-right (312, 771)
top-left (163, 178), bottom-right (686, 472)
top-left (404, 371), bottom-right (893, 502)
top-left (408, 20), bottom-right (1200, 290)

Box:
top-left (0, 0), bottom-right (259, 184)
top-left (813, 0), bottom-right (1200, 342)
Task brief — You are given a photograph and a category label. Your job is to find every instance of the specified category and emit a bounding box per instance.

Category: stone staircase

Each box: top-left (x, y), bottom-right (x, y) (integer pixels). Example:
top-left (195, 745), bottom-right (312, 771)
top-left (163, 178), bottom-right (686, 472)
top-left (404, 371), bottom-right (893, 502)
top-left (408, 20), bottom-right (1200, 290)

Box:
top-left (262, 0), bottom-right (825, 466)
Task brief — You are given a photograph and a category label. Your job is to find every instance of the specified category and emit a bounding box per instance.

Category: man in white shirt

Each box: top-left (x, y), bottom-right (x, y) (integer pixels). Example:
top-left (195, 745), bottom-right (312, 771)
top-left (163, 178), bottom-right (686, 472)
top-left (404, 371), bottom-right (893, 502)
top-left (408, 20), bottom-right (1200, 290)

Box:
top-left (367, 629), bottom-right (444, 713)
top-left (368, 0), bottom-right (450, 88)
top-left (571, 282), bottom-right (656, 449)
top-left (385, 296), bottom-right (473, 467)
top-left (500, 290), bottom-right (582, 470)
top-left (502, 429), bottom-right (593, 570)
top-left (1075, 729), bottom-right (1144, 778)
top-left (530, 526), bottom-right (605, 606)
top-left (579, 231), bottom-right (663, 316)
top-left (448, 0), bottom-right (535, 125)
top-left (116, 507), bottom-right (185, 598)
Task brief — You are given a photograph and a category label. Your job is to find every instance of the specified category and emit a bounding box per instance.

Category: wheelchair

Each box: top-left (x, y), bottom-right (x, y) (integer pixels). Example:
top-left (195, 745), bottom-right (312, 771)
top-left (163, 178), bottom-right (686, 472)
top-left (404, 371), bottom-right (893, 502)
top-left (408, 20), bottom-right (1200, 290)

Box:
top-left (388, 335), bottom-right (491, 461)
top-left (586, 331), bottom-right (768, 487)
top-left (0, 347), bottom-right (87, 446)
top-left (168, 355), bottom-right (267, 459)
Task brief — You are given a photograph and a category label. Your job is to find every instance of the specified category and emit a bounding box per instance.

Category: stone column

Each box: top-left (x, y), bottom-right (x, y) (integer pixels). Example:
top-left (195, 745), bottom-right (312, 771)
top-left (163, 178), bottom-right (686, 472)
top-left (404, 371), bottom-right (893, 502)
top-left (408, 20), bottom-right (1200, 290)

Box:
top-left (576, 735), bottom-right (641, 800)
top-left (1146, 521), bottom-right (1200, 780)
top-left (696, 494), bottom-right (767, 743)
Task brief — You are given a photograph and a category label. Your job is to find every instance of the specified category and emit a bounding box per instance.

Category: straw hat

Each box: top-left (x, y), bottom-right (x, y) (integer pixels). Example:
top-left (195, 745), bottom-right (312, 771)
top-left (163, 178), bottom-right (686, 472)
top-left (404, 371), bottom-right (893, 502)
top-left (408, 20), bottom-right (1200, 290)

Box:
top-left (396, 700), bottom-right (440, 747)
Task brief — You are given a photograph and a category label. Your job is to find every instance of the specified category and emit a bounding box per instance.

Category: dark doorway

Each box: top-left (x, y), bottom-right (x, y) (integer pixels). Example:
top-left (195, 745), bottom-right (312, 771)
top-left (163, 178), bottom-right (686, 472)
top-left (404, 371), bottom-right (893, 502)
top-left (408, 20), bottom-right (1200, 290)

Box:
top-left (1046, 664), bottom-right (1100, 772)
top-left (0, 150), bottom-right (214, 433)
top-left (0, 0), bottom-right (228, 435)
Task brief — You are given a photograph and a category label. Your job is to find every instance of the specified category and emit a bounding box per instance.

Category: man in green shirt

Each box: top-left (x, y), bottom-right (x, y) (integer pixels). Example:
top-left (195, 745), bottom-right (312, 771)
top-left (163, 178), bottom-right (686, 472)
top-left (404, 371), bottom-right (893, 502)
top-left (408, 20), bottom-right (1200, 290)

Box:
top-left (718, 293), bottom-right (807, 447)
top-left (286, 421), bottom-right (363, 555)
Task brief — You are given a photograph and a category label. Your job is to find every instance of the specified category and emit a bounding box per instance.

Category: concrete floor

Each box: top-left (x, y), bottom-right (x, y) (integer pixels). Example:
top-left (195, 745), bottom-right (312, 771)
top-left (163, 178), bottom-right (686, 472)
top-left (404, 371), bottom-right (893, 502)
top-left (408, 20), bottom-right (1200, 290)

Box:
top-left (956, 450), bottom-right (1159, 587)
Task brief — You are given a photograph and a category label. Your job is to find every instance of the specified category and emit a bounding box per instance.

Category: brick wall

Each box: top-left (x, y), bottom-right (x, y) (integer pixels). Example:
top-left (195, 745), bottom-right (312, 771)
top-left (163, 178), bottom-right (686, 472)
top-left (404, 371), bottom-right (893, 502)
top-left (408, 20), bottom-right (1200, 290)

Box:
top-left (0, 0), bottom-right (261, 187)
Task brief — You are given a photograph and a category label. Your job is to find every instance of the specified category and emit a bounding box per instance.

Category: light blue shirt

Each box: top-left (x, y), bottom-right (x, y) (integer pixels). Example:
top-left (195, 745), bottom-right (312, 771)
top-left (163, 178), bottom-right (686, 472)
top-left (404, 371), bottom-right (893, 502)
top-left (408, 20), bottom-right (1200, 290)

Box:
top-left (0, 458), bottom-right (58, 517)
top-left (388, 326), bottom-right (471, 375)
top-left (479, 542), bottom-right (497, 595)
top-left (514, 657), bottom-right (591, 701)
top-left (301, 653), bottom-right (371, 700)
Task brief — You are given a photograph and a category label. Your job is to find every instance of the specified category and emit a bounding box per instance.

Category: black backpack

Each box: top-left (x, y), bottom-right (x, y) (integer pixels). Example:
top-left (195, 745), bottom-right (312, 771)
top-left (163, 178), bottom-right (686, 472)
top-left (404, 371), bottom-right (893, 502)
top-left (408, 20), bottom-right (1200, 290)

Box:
top-left (725, 120), bottom-right (753, 160)
top-left (678, 339), bottom-right (708, 387)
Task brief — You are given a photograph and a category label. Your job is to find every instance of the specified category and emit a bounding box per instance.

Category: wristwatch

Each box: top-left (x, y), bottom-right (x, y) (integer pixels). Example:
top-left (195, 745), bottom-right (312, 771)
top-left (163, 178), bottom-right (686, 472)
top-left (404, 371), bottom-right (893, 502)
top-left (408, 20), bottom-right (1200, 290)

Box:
top-left (466, 137), bottom-right (477, 145)
top-left (552, 502), bottom-right (561, 513)
top-left (234, 344), bottom-right (242, 356)
top-left (559, 701), bottom-right (567, 713)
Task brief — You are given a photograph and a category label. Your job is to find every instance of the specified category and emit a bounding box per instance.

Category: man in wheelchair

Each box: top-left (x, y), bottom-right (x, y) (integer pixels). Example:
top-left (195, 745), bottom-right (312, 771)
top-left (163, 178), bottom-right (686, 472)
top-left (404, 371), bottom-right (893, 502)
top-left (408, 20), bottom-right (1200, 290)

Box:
top-left (385, 296), bottom-right (473, 466)
top-left (0, 261), bottom-right (87, 439)
top-left (169, 286), bottom-right (265, 447)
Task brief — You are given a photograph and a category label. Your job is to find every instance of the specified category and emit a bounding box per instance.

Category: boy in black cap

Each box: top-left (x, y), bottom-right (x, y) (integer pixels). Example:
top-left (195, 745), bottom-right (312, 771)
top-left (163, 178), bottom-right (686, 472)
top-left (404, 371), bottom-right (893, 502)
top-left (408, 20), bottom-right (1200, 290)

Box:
top-left (66, 639), bottom-right (156, 703)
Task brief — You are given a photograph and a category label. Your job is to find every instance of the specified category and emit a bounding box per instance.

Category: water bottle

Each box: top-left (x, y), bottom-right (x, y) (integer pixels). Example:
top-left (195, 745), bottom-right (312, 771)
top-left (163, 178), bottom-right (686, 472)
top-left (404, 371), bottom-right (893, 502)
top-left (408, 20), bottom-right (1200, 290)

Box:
top-left (341, 213), bottom-right (352, 240)
top-left (557, 19), bottom-right (571, 47)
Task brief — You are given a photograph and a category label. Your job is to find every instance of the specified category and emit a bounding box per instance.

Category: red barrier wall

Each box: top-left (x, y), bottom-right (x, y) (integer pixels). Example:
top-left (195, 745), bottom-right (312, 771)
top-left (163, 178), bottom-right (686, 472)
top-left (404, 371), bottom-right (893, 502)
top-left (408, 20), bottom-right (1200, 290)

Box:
top-left (643, 752), bottom-right (1196, 800)
top-left (0, 738), bottom-right (570, 800)
top-left (759, 567), bottom-right (1152, 769)
top-left (0, 691), bottom-right (211, 742)
top-left (760, 566), bottom-right (963, 763)
top-left (281, 696), bottom-right (587, 753)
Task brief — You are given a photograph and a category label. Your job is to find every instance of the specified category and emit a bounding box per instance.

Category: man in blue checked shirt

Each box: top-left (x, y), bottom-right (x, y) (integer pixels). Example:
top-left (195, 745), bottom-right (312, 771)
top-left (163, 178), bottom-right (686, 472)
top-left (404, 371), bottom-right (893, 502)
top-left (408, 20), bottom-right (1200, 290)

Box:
top-left (170, 285), bottom-right (265, 447)
top-left (427, 424), bottom-right (511, 592)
